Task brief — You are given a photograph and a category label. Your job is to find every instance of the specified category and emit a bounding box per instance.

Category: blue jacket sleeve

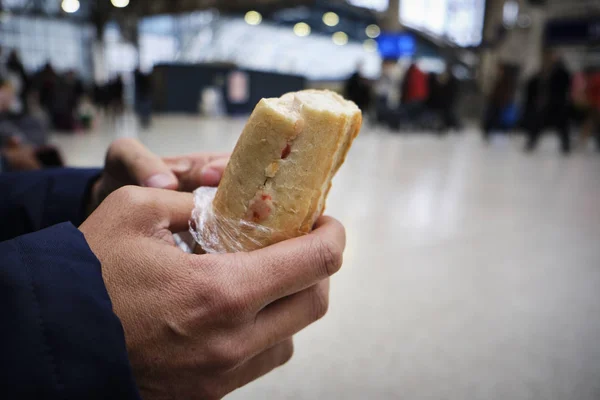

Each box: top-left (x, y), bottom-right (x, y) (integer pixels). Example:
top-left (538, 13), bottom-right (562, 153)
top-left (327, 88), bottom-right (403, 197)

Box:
top-left (0, 168), bottom-right (101, 242)
top-left (0, 222), bottom-right (141, 399)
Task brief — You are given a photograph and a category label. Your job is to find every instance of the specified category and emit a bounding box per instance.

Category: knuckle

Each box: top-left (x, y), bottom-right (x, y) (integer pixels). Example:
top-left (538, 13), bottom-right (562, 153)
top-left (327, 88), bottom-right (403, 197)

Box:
top-left (103, 186), bottom-right (165, 230)
top-left (209, 336), bottom-right (246, 371)
top-left (219, 287), bottom-right (251, 321)
top-left (108, 137), bottom-right (137, 155)
top-left (109, 185), bottom-right (144, 206)
top-left (311, 237), bottom-right (344, 277)
top-left (308, 284), bottom-right (329, 321)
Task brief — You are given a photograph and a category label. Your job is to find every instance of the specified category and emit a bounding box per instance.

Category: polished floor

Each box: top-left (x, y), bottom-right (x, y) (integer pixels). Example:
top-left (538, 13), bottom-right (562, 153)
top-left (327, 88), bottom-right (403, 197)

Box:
top-left (52, 116), bottom-right (600, 400)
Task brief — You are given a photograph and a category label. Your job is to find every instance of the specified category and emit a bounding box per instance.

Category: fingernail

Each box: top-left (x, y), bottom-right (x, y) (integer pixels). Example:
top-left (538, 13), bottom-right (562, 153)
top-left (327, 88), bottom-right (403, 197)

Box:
top-left (170, 159), bottom-right (192, 173)
top-left (144, 173), bottom-right (177, 189)
top-left (200, 167), bottom-right (222, 185)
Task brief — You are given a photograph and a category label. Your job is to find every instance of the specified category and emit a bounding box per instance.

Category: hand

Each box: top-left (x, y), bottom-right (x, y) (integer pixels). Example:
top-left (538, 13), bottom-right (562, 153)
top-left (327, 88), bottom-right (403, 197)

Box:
top-left (89, 138), bottom-right (229, 213)
top-left (79, 186), bottom-right (345, 400)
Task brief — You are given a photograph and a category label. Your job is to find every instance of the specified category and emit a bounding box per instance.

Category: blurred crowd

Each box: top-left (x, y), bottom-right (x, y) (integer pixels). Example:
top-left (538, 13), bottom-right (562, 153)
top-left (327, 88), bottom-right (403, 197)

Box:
top-left (345, 58), bottom-right (461, 134)
top-left (345, 52), bottom-right (600, 155)
top-left (484, 51), bottom-right (600, 154)
top-left (0, 46), bottom-right (153, 173)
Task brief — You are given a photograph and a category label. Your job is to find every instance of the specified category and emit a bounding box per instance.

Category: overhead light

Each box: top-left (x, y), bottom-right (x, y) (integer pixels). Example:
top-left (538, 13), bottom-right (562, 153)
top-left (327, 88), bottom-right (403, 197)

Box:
top-left (322, 12), bottom-right (339, 27)
top-left (294, 22), bottom-right (311, 37)
top-left (503, 0), bottom-right (519, 28)
top-left (61, 0), bottom-right (80, 13)
top-left (363, 39), bottom-right (378, 52)
top-left (366, 24), bottom-right (381, 38)
top-left (245, 10), bottom-right (262, 25)
top-left (332, 31), bottom-right (348, 46)
top-left (111, 0), bottom-right (130, 8)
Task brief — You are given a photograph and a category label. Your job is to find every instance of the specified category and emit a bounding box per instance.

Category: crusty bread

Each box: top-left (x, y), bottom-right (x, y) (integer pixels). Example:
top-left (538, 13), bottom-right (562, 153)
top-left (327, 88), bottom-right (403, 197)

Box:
top-left (205, 89), bottom-right (361, 252)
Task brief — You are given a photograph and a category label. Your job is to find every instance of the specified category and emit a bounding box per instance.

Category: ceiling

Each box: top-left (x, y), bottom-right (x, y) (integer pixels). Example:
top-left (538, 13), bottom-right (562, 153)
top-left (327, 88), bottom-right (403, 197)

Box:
top-left (0, 0), bottom-right (365, 19)
top-left (1, 0), bottom-right (379, 42)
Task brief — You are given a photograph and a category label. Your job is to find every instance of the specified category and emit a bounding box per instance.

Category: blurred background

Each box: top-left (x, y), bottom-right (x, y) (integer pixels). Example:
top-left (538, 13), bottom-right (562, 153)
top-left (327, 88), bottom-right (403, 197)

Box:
top-left (1, 0), bottom-right (600, 399)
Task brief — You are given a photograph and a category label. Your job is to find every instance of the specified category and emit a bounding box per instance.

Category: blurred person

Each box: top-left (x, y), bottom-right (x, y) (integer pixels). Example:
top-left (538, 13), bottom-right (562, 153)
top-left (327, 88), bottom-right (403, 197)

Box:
top-left (0, 138), bottom-right (345, 400)
top-left (134, 68), bottom-right (153, 128)
top-left (570, 68), bottom-right (589, 126)
top-left (482, 64), bottom-right (517, 140)
top-left (374, 59), bottom-right (402, 129)
top-left (50, 72), bottom-right (77, 131)
top-left (66, 69), bottom-right (85, 107)
top-left (523, 51), bottom-right (571, 154)
top-left (36, 62), bottom-right (58, 116)
top-left (93, 81), bottom-right (111, 115)
top-left (48, 70), bottom-right (86, 132)
top-left (5, 49), bottom-right (29, 115)
top-left (1, 77), bottom-right (62, 168)
top-left (580, 67), bottom-right (600, 151)
top-left (428, 66), bottom-right (461, 133)
top-left (344, 62), bottom-right (371, 112)
top-left (400, 60), bottom-right (429, 122)
top-left (78, 94), bottom-right (97, 130)
top-left (108, 74), bottom-right (125, 118)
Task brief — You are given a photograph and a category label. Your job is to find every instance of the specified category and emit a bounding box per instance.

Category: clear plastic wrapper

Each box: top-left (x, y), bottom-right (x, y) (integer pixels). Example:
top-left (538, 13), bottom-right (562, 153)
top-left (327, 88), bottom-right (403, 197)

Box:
top-left (189, 187), bottom-right (299, 254)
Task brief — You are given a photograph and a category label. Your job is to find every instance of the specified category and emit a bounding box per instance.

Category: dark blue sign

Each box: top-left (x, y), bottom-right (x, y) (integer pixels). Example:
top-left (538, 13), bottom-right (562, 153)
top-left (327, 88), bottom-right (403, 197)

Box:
top-left (544, 18), bottom-right (600, 46)
top-left (377, 33), bottom-right (416, 59)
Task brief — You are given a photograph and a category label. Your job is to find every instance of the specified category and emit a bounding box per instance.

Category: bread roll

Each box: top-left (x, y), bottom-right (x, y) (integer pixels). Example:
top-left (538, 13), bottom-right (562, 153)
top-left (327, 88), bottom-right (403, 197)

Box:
top-left (200, 89), bottom-right (361, 253)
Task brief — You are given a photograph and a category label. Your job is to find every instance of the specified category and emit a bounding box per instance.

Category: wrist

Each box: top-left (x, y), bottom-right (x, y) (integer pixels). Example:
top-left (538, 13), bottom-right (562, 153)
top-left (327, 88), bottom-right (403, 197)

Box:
top-left (84, 176), bottom-right (103, 218)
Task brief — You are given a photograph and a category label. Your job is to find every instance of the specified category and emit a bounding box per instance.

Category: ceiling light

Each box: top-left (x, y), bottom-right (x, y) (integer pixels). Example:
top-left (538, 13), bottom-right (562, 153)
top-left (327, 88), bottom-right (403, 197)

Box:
top-left (245, 11), bottom-right (262, 26)
top-left (111, 0), bottom-right (130, 8)
top-left (332, 31), bottom-right (348, 46)
top-left (323, 12), bottom-right (339, 27)
top-left (294, 22), bottom-right (311, 37)
top-left (366, 24), bottom-right (381, 38)
top-left (363, 39), bottom-right (378, 52)
top-left (61, 0), bottom-right (80, 13)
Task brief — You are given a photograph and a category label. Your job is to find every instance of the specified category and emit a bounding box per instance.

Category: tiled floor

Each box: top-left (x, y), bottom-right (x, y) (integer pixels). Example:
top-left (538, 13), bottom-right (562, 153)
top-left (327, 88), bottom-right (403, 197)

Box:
top-left (52, 116), bottom-right (600, 400)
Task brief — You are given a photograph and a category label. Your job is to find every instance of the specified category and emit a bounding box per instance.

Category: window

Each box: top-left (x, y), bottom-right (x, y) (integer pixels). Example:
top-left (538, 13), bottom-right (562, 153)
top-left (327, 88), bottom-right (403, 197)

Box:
top-left (347, 0), bottom-right (389, 12)
top-left (400, 0), bottom-right (485, 47)
top-left (0, 15), bottom-right (91, 76)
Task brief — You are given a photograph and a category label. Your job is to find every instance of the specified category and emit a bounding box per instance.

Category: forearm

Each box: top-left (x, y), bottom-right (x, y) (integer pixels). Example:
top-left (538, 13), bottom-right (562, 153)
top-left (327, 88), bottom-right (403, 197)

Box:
top-left (0, 223), bottom-right (140, 399)
top-left (0, 168), bottom-right (101, 241)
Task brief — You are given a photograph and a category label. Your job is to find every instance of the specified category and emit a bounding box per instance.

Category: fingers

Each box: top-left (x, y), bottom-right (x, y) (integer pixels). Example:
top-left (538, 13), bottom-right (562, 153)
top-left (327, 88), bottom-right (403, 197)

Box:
top-left (148, 189), bottom-right (195, 233)
top-left (225, 339), bottom-right (293, 394)
top-left (107, 186), bottom-right (194, 233)
top-left (197, 157), bottom-right (229, 187)
top-left (164, 153), bottom-right (230, 191)
top-left (107, 138), bottom-right (178, 190)
top-left (213, 216), bottom-right (345, 309)
top-left (251, 280), bottom-right (329, 351)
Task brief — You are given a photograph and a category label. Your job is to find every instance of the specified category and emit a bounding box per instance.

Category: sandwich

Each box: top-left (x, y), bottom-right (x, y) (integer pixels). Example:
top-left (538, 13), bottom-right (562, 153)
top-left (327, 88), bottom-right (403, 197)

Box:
top-left (194, 89), bottom-right (362, 253)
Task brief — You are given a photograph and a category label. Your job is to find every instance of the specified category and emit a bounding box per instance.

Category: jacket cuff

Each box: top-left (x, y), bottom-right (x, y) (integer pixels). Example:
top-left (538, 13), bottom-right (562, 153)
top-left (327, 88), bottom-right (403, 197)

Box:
top-left (45, 168), bottom-right (101, 227)
top-left (5, 223), bottom-right (140, 399)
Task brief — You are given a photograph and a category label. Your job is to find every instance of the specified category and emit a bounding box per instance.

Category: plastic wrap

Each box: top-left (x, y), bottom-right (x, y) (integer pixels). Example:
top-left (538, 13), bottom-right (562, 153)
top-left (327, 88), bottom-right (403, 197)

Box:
top-left (189, 187), bottom-right (300, 254)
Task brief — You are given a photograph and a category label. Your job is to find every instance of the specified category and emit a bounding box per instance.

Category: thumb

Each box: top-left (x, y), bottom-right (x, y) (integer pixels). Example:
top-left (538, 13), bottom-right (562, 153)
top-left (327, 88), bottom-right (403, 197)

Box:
top-left (108, 138), bottom-right (179, 189)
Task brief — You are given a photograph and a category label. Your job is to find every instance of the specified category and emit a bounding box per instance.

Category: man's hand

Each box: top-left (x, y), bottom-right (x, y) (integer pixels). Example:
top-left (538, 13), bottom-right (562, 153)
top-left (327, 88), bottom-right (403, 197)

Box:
top-left (89, 138), bottom-right (229, 212)
top-left (79, 186), bottom-right (345, 400)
